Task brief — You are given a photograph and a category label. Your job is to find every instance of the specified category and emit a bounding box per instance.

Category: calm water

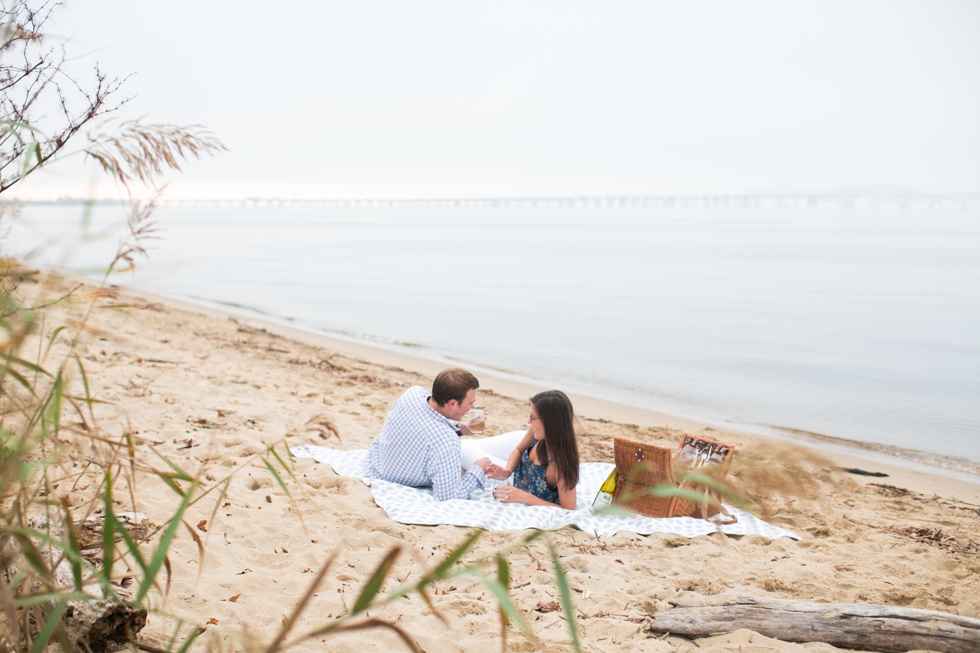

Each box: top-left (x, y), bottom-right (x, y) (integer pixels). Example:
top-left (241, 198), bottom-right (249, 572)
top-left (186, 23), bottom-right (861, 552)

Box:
top-left (7, 203), bottom-right (980, 474)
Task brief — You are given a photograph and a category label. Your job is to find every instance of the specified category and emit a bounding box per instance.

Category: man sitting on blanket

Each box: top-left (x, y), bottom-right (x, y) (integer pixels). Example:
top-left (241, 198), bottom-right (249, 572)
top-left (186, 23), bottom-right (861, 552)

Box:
top-left (364, 368), bottom-right (491, 500)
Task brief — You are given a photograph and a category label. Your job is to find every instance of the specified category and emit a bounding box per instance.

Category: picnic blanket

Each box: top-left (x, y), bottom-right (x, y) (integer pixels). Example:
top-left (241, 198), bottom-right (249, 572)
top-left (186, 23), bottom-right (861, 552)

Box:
top-left (290, 445), bottom-right (800, 540)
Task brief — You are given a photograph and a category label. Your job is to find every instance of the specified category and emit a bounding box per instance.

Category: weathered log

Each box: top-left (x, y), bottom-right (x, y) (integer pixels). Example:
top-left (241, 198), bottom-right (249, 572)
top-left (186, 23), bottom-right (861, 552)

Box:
top-left (647, 590), bottom-right (980, 653)
top-left (3, 512), bottom-right (151, 651)
top-left (62, 582), bottom-right (148, 651)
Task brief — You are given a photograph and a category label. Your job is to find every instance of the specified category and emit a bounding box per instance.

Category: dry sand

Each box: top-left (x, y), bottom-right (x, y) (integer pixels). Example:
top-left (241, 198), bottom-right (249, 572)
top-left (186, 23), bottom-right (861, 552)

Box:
top-left (16, 276), bottom-right (980, 652)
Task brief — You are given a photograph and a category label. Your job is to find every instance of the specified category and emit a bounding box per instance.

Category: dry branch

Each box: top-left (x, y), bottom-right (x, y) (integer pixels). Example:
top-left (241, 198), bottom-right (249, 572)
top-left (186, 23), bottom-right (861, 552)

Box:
top-left (647, 590), bottom-right (980, 653)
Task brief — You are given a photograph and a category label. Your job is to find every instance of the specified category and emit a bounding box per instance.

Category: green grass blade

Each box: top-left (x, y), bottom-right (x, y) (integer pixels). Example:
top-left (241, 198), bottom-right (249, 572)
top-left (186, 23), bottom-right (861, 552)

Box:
top-left (107, 510), bottom-right (148, 574)
top-left (10, 532), bottom-right (55, 585)
top-left (150, 449), bottom-right (198, 490)
top-left (62, 508), bottom-right (84, 592)
top-left (302, 618), bottom-right (421, 653)
top-left (41, 372), bottom-right (64, 436)
top-left (9, 525), bottom-right (91, 574)
top-left (161, 619), bottom-right (195, 653)
top-left (495, 553), bottom-right (510, 592)
top-left (7, 355), bottom-right (50, 377)
top-left (426, 529), bottom-right (483, 583)
top-left (148, 447), bottom-right (199, 497)
top-left (494, 553), bottom-right (512, 632)
top-left (27, 600), bottom-right (67, 653)
top-left (518, 530), bottom-right (547, 547)
top-left (4, 569), bottom-right (28, 594)
top-left (677, 470), bottom-right (756, 512)
top-left (478, 575), bottom-right (529, 635)
top-left (15, 591), bottom-right (92, 607)
top-left (70, 351), bottom-right (96, 410)
top-left (389, 529), bottom-right (486, 600)
top-left (101, 472), bottom-right (117, 583)
top-left (263, 553), bottom-right (337, 653)
top-left (591, 503), bottom-right (633, 517)
top-left (22, 141), bottom-right (42, 175)
top-left (268, 443), bottom-right (296, 480)
top-left (261, 456), bottom-right (293, 501)
top-left (174, 624), bottom-right (203, 653)
top-left (151, 447), bottom-right (198, 480)
top-left (135, 484), bottom-right (195, 603)
top-left (157, 474), bottom-right (191, 497)
top-left (19, 510), bottom-right (89, 595)
top-left (202, 477), bottom-right (232, 535)
top-left (549, 540), bottom-right (581, 653)
top-left (2, 365), bottom-right (40, 397)
top-left (350, 547), bottom-right (401, 616)
top-left (44, 325), bottom-right (69, 357)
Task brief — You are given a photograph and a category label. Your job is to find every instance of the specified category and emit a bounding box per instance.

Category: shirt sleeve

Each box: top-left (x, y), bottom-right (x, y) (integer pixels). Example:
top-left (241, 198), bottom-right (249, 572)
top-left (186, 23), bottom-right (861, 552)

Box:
top-left (428, 436), bottom-right (486, 501)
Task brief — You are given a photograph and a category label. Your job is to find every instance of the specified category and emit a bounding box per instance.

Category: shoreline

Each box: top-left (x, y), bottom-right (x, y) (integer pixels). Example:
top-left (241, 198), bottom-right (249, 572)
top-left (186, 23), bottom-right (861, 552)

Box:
top-left (123, 283), bottom-right (980, 504)
top-left (18, 206), bottom-right (978, 483)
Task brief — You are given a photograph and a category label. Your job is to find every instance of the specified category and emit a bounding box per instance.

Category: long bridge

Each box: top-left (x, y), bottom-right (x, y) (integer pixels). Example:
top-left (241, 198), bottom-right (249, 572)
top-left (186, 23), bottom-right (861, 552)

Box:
top-left (10, 191), bottom-right (980, 210)
top-left (155, 191), bottom-right (980, 210)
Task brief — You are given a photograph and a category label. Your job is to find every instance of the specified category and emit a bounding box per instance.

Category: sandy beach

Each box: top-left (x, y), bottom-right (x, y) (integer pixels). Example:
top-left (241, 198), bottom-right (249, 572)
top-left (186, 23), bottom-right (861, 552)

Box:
top-left (14, 275), bottom-right (980, 653)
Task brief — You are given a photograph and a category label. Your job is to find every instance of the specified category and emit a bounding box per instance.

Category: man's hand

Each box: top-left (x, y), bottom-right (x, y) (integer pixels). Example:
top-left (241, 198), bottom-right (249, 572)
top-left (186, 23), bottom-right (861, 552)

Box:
top-left (484, 463), bottom-right (510, 479)
top-left (458, 411), bottom-right (487, 436)
top-left (474, 457), bottom-right (492, 472)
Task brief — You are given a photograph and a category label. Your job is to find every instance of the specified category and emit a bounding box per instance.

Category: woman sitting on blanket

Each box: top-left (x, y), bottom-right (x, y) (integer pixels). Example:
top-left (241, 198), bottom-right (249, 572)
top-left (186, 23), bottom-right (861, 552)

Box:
top-left (461, 390), bottom-right (580, 510)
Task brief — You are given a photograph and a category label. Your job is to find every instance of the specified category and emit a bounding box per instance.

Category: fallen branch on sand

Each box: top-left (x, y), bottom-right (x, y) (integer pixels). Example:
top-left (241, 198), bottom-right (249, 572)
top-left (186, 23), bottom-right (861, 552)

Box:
top-left (647, 590), bottom-right (980, 653)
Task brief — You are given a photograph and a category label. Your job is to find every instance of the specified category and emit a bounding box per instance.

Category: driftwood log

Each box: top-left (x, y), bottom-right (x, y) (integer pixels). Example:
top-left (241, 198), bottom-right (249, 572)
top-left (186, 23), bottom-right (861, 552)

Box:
top-left (647, 590), bottom-right (980, 653)
top-left (4, 512), bottom-right (151, 651)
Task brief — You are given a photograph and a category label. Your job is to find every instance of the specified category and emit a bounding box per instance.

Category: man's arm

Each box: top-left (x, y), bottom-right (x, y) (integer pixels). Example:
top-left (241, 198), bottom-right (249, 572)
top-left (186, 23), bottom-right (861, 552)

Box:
top-left (429, 438), bottom-right (487, 501)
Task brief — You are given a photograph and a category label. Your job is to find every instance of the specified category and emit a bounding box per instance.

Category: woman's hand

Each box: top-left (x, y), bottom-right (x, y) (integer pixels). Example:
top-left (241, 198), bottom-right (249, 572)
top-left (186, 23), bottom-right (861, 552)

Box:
top-left (493, 485), bottom-right (533, 504)
top-left (484, 463), bottom-right (510, 480)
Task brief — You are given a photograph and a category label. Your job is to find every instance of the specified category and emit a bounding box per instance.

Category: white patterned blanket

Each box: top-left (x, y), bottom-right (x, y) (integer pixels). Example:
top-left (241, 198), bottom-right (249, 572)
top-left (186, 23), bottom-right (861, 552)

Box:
top-left (290, 445), bottom-right (800, 540)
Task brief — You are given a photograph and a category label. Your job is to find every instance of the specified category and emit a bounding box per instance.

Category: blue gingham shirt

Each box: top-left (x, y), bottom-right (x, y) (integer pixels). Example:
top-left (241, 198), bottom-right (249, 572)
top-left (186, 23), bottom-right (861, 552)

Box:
top-left (365, 386), bottom-right (486, 500)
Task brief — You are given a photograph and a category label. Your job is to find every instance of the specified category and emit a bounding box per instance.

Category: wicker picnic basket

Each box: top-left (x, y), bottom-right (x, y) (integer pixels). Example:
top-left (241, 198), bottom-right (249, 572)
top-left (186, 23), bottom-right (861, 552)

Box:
top-left (672, 434), bottom-right (735, 520)
top-left (610, 438), bottom-right (677, 518)
top-left (611, 435), bottom-right (736, 521)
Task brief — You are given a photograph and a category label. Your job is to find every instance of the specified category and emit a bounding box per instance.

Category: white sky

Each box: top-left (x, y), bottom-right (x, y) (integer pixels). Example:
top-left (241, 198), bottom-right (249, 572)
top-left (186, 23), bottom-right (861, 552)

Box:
top-left (13, 0), bottom-right (980, 200)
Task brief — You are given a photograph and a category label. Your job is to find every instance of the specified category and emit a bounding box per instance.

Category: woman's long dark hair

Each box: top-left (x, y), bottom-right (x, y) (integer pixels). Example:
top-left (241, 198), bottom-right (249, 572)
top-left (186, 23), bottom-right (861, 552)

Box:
top-left (531, 390), bottom-right (580, 489)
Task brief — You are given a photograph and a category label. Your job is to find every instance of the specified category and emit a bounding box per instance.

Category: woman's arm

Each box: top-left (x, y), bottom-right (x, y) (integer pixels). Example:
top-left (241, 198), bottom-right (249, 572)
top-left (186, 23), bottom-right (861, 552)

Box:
top-left (555, 480), bottom-right (577, 510)
top-left (487, 427), bottom-right (534, 479)
top-left (498, 480), bottom-right (577, 510)
top-left (504, 428), bottom-right (534, 473)
top-left (496, 461), bottom-right (578, 509)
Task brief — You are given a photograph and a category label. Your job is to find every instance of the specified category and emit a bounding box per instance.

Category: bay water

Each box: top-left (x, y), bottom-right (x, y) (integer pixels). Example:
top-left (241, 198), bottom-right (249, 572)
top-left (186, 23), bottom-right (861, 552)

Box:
top-left (7, 202), bottom-right (980, 477)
